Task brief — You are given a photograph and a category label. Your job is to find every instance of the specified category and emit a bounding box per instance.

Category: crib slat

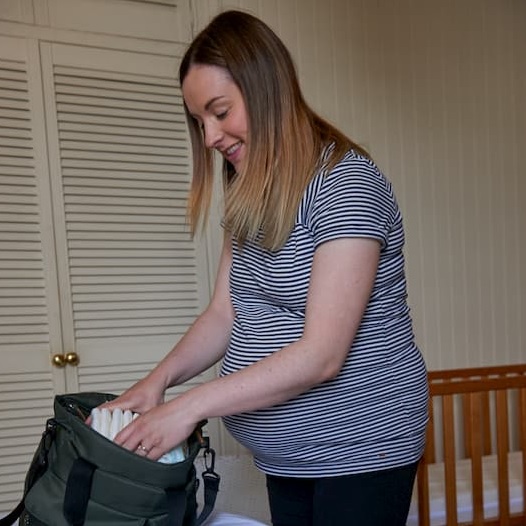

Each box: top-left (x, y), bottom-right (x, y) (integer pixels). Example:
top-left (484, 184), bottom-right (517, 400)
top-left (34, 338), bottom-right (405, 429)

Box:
top-left (417, 458), bottom-right (431, 526)
top-left (463, 388), bottom-right (492, 458)
top-left (495, 389), bottom-right (510, 524)
top-left (481, 390), bottom-right (492, 456)
top-left (469, 391), bottom-right (484, 525)
top-left (519, 388), bottom-right (526, 518)
top-left (427, 396), bottom-right (436, 464)
top-left (443, 394), bottom-right (458, 525)
top-left (463, 393), bottom-right (472, 457)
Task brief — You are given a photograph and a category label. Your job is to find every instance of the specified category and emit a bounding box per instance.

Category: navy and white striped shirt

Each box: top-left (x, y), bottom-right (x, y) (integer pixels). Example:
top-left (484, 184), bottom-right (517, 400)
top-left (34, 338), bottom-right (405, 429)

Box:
top-left (221, 150), bottom-right (428, 477)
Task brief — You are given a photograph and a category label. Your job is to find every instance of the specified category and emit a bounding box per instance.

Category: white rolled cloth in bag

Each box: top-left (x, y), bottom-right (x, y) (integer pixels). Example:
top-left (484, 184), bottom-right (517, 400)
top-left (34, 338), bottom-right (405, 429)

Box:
top-left (89, 407), bottom-right (186, 463)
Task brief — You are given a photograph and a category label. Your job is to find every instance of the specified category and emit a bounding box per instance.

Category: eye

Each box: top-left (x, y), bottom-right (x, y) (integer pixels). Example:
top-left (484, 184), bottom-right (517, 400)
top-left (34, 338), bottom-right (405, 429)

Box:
top-left (216, 110), bottom-right (228, 120)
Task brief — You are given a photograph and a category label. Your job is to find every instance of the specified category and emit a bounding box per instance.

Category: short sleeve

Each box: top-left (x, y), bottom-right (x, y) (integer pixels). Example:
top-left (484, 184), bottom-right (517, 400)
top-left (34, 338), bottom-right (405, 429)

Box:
top-left (309, 155), bottom-right (396, 250)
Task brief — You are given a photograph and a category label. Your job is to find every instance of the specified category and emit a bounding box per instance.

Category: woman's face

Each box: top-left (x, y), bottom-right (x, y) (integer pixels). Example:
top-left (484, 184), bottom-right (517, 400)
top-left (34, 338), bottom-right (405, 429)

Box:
top-left (182, 64), bottom-right (248, 171)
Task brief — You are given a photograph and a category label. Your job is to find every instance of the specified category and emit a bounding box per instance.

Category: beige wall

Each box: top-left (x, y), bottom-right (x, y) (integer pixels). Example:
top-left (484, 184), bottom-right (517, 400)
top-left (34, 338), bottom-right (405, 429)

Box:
top-left (0, 0), bottom-right (524, 478)
top-left (194, 0), bottom-right (526, 370)
top-left (2, 0), bottom-right (523, 371)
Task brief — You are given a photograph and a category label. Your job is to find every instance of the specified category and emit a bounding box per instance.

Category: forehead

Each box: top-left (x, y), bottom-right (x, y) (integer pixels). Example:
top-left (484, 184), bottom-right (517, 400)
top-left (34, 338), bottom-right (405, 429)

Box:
top-left (182, 64), bottom-right (238, 110)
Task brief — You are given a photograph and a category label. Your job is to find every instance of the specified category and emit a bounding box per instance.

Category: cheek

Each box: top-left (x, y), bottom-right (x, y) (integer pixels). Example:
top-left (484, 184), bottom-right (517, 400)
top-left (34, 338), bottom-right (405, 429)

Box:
top-left (236, 114), bottom-right (249, 139)
top-left (232, 106), bottom-right (249, 138)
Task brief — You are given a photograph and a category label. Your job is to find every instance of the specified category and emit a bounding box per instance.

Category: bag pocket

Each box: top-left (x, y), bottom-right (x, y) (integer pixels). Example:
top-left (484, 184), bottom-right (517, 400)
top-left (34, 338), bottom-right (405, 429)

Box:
top-left (24, 453), bottom-right (198, 526)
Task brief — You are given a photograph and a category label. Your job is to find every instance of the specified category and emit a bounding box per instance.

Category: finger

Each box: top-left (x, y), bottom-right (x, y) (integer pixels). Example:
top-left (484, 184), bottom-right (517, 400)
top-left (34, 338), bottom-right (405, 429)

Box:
top-left (135, 443), bottom-right (151, 457)
top-left (146, 445), bottom-right (163, 462)
top-left (113, 418), bottom-right (137, 447)
top-left (98, 400), bottom-right (130, 412)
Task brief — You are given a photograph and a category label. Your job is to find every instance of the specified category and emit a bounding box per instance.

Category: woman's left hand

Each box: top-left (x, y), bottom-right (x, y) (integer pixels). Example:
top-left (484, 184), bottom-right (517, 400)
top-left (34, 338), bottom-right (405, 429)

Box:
top-left (113, 396), bottom-right (198, 460)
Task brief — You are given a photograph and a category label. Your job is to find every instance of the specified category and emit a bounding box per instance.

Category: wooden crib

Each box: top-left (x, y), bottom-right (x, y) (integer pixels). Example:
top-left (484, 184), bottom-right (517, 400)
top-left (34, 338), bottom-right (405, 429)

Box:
top-left (409, 364), bottom-right (526, 526)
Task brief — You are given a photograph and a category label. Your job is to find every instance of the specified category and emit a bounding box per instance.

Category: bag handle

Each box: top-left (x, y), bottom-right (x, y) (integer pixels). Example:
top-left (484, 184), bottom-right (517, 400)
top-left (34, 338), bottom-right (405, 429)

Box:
top-left (62, 454), bottom-right (219, 526)
top-left (63, 458), bottom-right (97, 526)
top-left (62, 461), bottom-right (187, 526)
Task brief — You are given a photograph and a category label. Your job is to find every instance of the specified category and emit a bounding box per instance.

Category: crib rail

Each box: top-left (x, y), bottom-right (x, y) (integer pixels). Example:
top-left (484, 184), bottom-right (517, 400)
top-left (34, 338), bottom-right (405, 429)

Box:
top-left (416, 363), bottom-right (526, 526)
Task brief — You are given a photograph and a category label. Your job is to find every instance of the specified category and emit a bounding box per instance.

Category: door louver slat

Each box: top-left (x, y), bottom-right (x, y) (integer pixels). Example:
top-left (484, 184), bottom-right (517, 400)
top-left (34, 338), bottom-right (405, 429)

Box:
top-left (54, 65), bottom-right (198, 346)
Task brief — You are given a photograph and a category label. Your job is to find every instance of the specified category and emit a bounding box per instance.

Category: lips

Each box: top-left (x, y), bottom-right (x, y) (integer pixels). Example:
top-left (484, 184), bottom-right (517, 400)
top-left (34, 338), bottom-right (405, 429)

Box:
top-left (223, 142), bottom-right (242, 158)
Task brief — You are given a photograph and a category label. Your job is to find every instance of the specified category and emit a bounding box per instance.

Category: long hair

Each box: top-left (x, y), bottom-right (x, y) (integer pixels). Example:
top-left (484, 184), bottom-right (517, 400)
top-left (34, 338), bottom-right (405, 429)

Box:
top-left (179, 10), bottom-right (369, 250)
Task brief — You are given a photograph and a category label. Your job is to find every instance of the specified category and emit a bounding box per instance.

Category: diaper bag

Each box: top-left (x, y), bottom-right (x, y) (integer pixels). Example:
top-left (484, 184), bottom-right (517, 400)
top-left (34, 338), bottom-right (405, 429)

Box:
top-left (0, 392), bottom-right (220, 526)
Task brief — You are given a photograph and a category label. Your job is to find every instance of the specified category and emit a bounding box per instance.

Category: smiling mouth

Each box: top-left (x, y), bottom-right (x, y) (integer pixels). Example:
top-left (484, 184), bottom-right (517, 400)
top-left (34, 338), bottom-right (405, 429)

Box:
top-left (224, 142), bottom-right (242, 156)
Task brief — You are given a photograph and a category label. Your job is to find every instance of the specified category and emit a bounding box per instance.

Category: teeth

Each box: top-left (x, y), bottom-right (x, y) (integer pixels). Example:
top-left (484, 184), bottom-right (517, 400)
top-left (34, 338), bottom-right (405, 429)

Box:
top-left (226, 143), bottom-right (240, 155)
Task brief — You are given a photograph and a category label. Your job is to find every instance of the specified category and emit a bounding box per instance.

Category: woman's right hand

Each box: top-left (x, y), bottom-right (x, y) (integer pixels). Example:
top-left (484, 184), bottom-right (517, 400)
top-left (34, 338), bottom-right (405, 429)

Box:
top-left (86, 374), bottom-right (165, 425)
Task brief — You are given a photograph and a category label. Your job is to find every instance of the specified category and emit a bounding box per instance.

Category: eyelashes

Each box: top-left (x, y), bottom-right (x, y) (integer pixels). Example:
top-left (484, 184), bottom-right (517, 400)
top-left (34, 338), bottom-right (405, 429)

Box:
top-left (194, 109), bottom-right (229, 129)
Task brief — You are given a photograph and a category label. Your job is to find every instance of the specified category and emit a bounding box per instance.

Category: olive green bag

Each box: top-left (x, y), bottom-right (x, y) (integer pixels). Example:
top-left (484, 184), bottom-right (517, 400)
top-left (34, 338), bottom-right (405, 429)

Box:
top-left (0, 393), bottom-right (219, 526)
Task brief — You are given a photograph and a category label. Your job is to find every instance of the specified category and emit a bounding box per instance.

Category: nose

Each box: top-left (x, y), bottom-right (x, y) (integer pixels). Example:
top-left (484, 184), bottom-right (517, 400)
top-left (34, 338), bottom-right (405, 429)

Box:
top-left (203, 120), bottom-right (223, 149)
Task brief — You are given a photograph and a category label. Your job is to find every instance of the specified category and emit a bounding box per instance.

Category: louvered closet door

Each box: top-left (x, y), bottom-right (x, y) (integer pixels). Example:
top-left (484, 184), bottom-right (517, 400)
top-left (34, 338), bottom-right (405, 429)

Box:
top-left (0, 36), bottom-right (66, 515)
top-left (40, 43), bottom-right (213, 398)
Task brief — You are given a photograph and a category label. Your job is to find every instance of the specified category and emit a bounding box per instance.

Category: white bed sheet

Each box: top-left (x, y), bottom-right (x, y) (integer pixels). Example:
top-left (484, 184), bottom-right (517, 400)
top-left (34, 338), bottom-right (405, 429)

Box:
top-left (406, 450), bottom-right (524, 525)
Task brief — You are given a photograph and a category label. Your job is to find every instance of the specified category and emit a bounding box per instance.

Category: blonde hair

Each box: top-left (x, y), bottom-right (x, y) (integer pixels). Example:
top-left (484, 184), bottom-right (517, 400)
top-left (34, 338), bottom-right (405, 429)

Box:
top-left (179, 10), bottom-right (369, 251)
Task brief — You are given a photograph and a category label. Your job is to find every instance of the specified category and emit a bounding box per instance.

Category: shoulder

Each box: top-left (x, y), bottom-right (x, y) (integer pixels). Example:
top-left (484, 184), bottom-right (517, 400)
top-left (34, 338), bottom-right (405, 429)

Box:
top-left (304, 149), bottom-right (394, 209)
top-left (324, 149), bottom-right (391, 191)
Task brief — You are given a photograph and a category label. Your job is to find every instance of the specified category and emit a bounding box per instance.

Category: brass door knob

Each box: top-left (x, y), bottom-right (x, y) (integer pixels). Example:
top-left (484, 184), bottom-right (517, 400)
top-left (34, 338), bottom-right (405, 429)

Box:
top-left (52, 354), bottom-right (66, 368)
top-left (65, 352), bottom-right (79, 366)
top-left (52, 353), bottom-right (80, 367)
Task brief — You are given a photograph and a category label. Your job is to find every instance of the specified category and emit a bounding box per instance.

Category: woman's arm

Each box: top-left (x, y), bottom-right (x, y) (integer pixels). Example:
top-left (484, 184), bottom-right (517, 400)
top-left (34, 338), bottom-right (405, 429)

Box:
top-left (115, 237), bottom-right (380, 458)
top-left (102, 236), bottom-right (235, 415)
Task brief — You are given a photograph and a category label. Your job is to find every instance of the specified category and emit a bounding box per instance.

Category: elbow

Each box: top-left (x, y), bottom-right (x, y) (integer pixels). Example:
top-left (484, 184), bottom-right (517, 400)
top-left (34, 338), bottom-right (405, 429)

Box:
top-left (318, 359), bottom-right (345, 383)
top-left (307, 346), bottom-right (347, 383)
top-left (296, 337), bottom-right (350, 385)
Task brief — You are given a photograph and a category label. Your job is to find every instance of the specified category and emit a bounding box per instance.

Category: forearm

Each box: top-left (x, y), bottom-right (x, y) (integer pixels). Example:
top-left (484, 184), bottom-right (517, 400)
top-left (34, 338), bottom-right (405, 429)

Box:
top-left (146, 304), bottom-right (233, 392)
top-left (178, 336), bottom-right (334, 421)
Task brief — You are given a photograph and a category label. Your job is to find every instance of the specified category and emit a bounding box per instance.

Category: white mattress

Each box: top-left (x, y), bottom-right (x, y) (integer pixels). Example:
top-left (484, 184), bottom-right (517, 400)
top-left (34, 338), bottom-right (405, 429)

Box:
top-left (406, 450), bottom-right (524, 525)
top-left (196, 454), bottom-right (271, 525)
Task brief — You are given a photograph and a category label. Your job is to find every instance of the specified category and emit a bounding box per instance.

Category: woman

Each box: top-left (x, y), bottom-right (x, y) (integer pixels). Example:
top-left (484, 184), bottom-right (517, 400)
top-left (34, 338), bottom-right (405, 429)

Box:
top-left (106, 10), bottom-right (428, 525)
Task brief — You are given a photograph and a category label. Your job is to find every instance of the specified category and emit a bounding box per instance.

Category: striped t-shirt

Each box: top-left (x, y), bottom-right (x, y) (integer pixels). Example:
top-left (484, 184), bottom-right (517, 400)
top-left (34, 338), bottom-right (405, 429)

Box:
top-left (221, 150), bottom-right (429, 477)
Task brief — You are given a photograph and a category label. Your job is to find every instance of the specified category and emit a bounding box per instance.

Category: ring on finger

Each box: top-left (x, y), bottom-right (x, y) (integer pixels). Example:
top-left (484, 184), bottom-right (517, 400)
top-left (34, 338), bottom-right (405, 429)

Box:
top-left (137, 444), bottom-right (149, 454)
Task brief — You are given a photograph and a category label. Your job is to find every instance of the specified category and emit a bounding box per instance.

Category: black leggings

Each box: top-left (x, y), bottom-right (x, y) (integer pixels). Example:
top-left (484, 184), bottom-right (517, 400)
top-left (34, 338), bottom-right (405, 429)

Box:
top-left (266, 461), bottom-right (419, 526)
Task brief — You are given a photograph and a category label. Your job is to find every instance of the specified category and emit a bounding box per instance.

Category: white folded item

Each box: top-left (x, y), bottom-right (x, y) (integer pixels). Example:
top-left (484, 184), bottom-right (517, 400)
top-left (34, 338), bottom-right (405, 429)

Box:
top-left (89, 407), bottom-right (186, 463)
top-left (204, 512), bottom-right (269, 525)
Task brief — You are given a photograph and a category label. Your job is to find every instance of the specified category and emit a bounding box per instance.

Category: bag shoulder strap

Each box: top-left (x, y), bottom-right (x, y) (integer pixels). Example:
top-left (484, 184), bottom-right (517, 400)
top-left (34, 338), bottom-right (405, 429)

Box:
top-left (196, 470), bottom-right (220, 526)
top-left (0, 501), bottom-right (24, 526)
top-left (0, 419), bottom-right (57, 526)
top-left (196, 447), bottom-right (220, 526)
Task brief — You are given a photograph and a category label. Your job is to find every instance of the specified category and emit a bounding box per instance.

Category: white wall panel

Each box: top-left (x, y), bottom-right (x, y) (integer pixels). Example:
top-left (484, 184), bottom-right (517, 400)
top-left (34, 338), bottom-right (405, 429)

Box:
top-left (193, 0), bottom-right (526, 371)
top-left (0, 0), bottom-right (34, 24)
top-left (0, 0), bottom-right (524, 468)
top-left (42, 0), bottom-right (191, 42)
